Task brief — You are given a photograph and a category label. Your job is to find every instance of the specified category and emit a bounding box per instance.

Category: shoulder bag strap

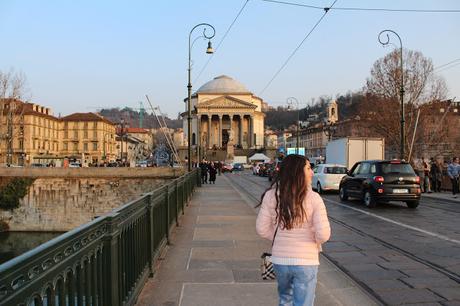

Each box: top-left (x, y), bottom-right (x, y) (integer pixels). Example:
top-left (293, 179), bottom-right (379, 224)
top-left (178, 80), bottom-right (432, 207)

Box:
top-left (271, 224), bottom-right (279, 248)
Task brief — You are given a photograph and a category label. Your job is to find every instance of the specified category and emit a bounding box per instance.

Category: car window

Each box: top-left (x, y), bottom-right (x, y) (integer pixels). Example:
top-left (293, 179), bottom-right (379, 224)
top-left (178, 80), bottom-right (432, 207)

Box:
top-left (351, 163), bottom-right (361, 176)
top-left (358, 163), bottom-right (371, 175)
top-left (380, 163), bottom-right (416, 174)
top-left (370, 164), bottom-right (377, 174)
top-left (324, 166), bottom-right (347, 174)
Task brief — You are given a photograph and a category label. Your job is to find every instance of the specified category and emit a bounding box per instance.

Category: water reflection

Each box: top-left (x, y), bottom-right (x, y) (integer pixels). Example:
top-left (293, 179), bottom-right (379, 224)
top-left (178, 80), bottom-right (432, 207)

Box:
top-left (0, 231), bottom-right (62, 265)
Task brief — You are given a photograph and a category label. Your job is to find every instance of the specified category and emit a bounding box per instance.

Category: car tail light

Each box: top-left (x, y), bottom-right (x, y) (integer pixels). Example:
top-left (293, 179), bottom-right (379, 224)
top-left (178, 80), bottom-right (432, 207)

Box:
top-left (415, 176), bottom-right (420, 184)
top-left (373, 176), bottom-right (384, 183)
top-left (416, 188), bottom-right (421, 194)
top-left (276, 167), bottom-right (279, 171)
top-left (390, 160), bottom-right (401, 164)
top-left (378, 188), bottom-right (384, 194)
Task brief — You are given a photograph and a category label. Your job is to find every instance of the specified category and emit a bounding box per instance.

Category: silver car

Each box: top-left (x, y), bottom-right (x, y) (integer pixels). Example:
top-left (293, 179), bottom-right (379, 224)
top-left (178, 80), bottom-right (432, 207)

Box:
top-left (312, 164), bottom-right (348, 193)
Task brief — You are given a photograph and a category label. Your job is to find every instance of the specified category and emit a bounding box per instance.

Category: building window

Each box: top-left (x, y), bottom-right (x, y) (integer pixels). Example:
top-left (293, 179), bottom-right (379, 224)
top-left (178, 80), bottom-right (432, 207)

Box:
top-left (84, 143), bottom-right (88, 151)
top-left (64, 142), bottom-right (68, 151)
top-left (84, 130), bottom-right (88, 138)
top-left (64, 130), bottom-right (68, 138)
top-left (74, 130), bottom-right (78, 139)
top-left (73, 142), bottom-right (78, 151)
top-left (93, 130), bottom-right (97, 139)
top-left (93, 142), bottom-right (97, 151)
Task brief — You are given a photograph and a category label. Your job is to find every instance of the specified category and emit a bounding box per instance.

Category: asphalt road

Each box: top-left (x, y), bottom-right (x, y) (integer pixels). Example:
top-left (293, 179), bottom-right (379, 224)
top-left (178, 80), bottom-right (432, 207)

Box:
top-left (226, 170), bottom-right (460, 305)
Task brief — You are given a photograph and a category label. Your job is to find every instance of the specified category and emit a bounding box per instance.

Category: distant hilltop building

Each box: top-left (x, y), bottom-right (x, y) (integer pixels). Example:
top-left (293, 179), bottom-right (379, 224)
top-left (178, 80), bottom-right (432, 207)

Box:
top-left (181, 75), bottom-right (266, 161)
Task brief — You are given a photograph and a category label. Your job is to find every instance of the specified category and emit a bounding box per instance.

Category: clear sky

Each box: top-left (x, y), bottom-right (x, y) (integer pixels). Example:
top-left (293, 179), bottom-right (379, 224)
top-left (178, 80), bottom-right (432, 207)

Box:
top-left (1, 0), bottom-right (459, 118)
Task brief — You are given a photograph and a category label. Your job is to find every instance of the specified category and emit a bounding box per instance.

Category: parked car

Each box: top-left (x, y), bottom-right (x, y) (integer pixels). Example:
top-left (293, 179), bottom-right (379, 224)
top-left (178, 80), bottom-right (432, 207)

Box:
top-left (31, 163), bottom-right (47, 167)
top-left (233, 163), bottom-right (244, 171)
top-left (312, 164), bottom-right (348, 193)
top-left (136, 160), bottom-right (148, 167)
top-left (69, 162), bottom-right (82, 168)
top-left (339, 160), bottom-right (421, 208)
top-left (222, 163), bottom-right (233, 173)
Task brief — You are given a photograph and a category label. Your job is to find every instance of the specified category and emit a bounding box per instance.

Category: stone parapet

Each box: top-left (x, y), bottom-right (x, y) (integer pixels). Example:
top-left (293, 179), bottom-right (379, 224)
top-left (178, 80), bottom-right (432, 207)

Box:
top-left (0, 167), bottom-right (185, 179)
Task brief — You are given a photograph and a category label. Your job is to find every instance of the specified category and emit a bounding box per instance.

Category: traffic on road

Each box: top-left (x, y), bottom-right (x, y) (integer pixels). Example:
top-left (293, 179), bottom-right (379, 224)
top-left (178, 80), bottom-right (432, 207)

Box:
top-left (225, 165), bottom-right (460, 305)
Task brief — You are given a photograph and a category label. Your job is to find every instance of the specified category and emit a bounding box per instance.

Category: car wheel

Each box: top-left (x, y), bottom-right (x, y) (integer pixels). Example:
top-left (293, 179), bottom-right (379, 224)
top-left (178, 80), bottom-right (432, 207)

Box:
top-left (363, 191), bottom-right (376, 208)
top-left (339, 186), bottom-right (348, 201)
top-left (406, 200), bottom-right (419, 209)
top-left (317, 182), bottom-right (323, 194)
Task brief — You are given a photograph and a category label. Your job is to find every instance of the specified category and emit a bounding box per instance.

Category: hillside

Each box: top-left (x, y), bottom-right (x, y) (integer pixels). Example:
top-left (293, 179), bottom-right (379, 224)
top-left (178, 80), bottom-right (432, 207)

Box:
top-left (99, 108), bottom-right (182, 129)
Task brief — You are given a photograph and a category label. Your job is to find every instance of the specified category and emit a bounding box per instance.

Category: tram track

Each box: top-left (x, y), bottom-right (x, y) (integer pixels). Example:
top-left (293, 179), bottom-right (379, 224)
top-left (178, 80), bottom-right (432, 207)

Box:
top-left (227, 171), bottom-right (460, 305)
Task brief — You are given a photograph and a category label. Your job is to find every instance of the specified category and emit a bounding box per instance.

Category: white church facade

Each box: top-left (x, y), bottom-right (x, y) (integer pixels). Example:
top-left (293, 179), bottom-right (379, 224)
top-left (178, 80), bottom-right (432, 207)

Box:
top-left (181, 75), bottom-right (265, 160)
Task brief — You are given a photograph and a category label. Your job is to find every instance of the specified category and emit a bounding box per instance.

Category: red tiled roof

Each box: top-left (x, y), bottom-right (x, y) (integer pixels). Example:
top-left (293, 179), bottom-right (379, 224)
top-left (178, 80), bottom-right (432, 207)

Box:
top-left (61, 112), bottom-right (114, 125)
top-left (0, 99), bottom-right (58, 120)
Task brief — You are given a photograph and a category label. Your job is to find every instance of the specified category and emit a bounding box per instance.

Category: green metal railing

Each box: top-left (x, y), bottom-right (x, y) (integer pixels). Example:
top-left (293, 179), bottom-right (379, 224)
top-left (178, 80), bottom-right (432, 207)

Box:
top-left (0, 169), bottom-right (201, 306)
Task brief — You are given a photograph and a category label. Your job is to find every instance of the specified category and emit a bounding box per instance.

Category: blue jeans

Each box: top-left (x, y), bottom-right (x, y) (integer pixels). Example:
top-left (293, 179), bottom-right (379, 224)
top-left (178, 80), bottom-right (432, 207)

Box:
top-left (273, 264), bottom-right (318, 306)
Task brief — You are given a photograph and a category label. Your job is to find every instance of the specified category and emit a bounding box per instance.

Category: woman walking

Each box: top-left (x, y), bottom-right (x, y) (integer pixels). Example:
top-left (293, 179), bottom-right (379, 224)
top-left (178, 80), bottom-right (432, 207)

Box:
top-left (256, 154), bottom-right (331, 306)
top-left (209, 162), bottom-right (217, 184)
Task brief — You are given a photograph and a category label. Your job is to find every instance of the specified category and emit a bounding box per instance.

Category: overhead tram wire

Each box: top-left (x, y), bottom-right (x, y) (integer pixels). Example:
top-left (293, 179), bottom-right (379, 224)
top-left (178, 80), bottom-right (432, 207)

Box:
top-left (259, 0), bottom-right (338, 96)
top-left (194, 0), bottom-right (250, 83)
top-left (261, 0), bottom-right (460, 13)
top-left (433, 58), bottom-right (460, 73)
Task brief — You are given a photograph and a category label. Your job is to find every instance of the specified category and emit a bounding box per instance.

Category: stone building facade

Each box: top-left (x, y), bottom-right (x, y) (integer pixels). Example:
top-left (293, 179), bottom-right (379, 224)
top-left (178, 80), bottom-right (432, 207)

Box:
top-left (61, 113), bottom-right (117, 165)
top-left (0, 99), bottom-right (117, 166)
top-left (182, 75), bottom-right (265, 160)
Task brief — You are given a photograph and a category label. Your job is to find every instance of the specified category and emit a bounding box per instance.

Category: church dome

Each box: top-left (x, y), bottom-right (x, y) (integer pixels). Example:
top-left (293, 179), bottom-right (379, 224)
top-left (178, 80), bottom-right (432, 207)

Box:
top-left (196, 75), bottom-right (250, 94)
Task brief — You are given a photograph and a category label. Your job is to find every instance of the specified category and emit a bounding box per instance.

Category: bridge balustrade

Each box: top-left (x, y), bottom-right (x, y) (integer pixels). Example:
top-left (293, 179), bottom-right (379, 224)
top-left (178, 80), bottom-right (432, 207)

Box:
top-left (0, 169), bottom-right (201, 306)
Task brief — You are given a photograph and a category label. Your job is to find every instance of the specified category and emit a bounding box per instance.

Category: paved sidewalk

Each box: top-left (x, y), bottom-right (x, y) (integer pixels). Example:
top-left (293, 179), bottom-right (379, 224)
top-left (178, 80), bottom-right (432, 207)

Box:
top-left (421, 190), bottom-right (460, 203)
top-left (136, 175), bottom-right (379, 306)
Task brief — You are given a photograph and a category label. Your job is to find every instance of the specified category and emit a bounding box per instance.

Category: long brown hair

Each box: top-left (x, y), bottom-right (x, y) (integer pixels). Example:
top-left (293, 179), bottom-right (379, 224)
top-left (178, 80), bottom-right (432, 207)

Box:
top-left (258, 154), bottom-right (310, 230)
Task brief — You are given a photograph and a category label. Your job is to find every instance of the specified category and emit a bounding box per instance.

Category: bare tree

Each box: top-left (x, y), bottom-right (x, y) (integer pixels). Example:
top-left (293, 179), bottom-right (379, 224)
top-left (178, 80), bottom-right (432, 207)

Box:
top-left (0, 69), bottom-right (29, 165)
top-left (362, 49), bottom-right (448, 158)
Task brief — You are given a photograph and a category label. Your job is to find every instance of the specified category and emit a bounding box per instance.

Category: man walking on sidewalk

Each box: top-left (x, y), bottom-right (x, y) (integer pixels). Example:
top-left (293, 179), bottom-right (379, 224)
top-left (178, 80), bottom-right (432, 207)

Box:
top-left (447, 157), bottom-right (460, 198)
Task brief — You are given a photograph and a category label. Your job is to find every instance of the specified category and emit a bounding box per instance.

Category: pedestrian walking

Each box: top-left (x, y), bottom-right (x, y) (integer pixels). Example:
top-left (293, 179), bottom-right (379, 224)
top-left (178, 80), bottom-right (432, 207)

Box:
top-left (430, 158), bottom-right (443, 192)
top-left (414, 158), bottom-right (425, 193)
top-left (422, 157), bottom-right (432, 193)
top-left (447, 157), bottom-right (460, 198)
top-left (217, 161), bottom-right (222, 176)
top-left (199, 159), bottom-right (209, 184)
top-left (256, 154), bottom-right (331, 306)
top-left (209, 162), bottom-right (217, 184)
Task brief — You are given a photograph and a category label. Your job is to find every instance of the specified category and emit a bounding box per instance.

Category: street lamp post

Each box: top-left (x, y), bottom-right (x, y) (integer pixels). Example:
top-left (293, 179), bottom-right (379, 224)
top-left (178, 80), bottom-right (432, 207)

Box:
top-left (187, 23), bottom-right (215, 171)
top-left (378, 29), bottom-right (405, 160)
top-left (287, 97), bottom-right (300, 154)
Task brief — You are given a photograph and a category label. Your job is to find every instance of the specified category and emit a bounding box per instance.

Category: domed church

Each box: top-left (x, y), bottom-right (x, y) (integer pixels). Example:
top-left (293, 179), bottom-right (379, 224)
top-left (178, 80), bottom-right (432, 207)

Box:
top-left (182, 75), bottom-right (265, 161)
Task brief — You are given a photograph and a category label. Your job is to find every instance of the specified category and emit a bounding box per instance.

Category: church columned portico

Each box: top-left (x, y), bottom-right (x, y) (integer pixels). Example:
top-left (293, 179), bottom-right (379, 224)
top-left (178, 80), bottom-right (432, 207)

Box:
top-left (182, 75), bottom-right (266, 160)
top-left (197, 113), bottom-right (252, 149)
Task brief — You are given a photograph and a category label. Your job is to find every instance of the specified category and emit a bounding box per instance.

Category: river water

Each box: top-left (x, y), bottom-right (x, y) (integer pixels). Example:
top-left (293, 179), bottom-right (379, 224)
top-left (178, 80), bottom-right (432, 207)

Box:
top-left (0, 231), bottom-right (62, 265)
top-left (0, 177), bottom-right (165, 265)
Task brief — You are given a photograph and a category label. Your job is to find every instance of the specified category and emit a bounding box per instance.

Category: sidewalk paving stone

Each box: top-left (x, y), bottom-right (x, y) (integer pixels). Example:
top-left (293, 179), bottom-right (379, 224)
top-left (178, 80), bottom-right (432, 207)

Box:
top-left (136, 175), bottom-right (379, 306)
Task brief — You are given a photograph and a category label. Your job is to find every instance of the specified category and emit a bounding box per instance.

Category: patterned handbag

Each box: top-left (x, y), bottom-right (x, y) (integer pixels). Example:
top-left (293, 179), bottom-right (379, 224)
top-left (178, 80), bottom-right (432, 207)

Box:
top-left (260, 226), bottom-right (278, 280)
top-left (261, 252), bottom-right (276, 280)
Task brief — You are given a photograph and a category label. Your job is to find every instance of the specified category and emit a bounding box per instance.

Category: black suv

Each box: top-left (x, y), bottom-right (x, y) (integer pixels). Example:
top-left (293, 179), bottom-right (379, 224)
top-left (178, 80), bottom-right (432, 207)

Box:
top-left (339, 160), bottom-right (421, 208)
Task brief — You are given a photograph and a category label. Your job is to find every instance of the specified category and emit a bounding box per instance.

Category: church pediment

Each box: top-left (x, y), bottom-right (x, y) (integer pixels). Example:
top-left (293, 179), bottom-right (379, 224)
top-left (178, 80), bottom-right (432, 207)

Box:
top-left (197, 96), bottom-right (257, 109)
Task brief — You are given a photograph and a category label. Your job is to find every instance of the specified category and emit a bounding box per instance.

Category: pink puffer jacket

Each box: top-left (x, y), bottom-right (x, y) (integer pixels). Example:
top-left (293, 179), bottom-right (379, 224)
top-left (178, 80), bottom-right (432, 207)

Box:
top-left (256, 188), bottom-right (331, 265)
